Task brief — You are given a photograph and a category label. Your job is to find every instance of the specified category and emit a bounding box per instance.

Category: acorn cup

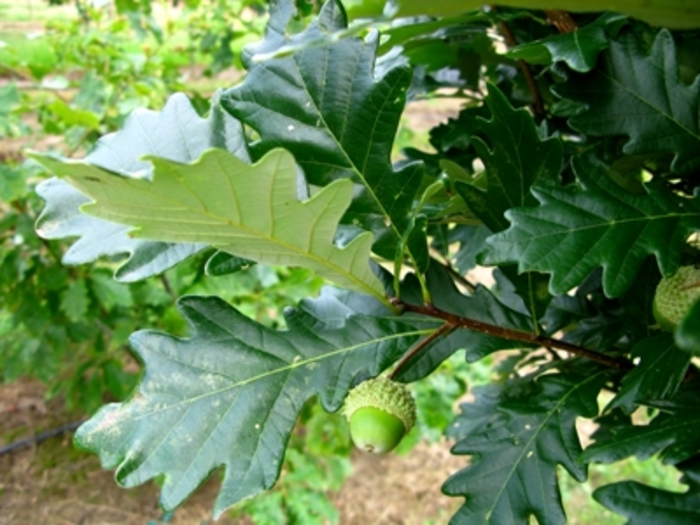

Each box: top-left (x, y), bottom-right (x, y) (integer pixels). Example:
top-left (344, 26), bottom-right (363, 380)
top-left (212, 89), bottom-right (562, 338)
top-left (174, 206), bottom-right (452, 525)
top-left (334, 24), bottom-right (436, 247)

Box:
top-left (343, 376), bottom-right (416, 454)
top-left (653, 265), bottom-right (700, 331)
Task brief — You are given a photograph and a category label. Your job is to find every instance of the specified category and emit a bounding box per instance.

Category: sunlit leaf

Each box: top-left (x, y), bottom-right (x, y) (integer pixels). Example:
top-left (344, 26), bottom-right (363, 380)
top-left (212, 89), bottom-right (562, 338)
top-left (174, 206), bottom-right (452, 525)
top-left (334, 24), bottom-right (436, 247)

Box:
top-left (35, 93), bottom-right (246, 281)
top-left (33, 148), bottom-right (386, 302)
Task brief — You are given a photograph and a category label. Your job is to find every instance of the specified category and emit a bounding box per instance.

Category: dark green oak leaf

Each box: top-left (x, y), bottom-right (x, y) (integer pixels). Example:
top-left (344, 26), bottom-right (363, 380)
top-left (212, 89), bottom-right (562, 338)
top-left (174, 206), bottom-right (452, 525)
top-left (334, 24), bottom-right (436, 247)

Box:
top-left (554, 29), bottom-right (700, 175)
top-left (481, 157), bottom-right (700, 297)
top-left (583, 380), bottom-right (700, 466)
top-left (443, 372), bottom-right (606, 525)
top-left (507, 13), bottom-right (625, 73)
top-left (445, 384), bottom-right (503, 443)
top-left (594, 481), bottom-right (700, 524)
top-left (35, 93), bottom-right (246, 281)
top-left (607, 333), bottom-right (690, 412)
top-left (221, 0), bottom-right (423, 243)
top-left (455, 83), bottom-right (563, 233)
top-left (75, 295), bottom-right (427, 517)
top-left (454, 84), bottom-right (558, 326)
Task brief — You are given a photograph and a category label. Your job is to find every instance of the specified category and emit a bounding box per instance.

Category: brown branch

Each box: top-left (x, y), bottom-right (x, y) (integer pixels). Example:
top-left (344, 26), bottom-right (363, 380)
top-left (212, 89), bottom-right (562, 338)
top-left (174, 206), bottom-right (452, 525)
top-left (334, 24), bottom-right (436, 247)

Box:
top-left (390, 322), bottom-right (456, 380)
top-left (392, 300), bottom-right (633, 372)
top-left (545, 10), bottom-right (578, 33)
top-left (494, 11), bottom-right (544, 116)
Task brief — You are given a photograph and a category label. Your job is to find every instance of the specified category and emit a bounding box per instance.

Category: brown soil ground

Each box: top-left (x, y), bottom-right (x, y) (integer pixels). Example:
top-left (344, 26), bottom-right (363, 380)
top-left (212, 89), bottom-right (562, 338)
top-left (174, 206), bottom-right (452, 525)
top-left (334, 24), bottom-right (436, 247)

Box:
top-left (0, 379), bottom-right (463, 525)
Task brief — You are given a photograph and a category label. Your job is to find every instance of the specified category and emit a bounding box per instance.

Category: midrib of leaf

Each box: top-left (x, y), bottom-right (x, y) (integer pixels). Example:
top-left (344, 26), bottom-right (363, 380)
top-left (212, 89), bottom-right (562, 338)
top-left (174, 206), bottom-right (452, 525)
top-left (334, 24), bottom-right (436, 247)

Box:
top-left (524, 274), bottom-right (541, 336)
top-left (289, 55), bottom-right (425, 276)
top-left (602, 69), bottom-right (700, 143)
top-left (521, 210), bottom-right (700, 240)
top-left (485, 372), bottom-right (605, 521)
top-left (36, 151), bottom-right (386, 303)
top-left (124, 327), bottom-right (432, 422)
top-left (586, 414), bottom-right (700, 461)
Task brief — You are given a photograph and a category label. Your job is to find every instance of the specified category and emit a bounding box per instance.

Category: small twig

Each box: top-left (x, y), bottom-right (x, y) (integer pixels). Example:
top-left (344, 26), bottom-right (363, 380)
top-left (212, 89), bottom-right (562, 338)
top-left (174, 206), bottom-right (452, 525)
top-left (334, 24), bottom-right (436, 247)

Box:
top-left (0, 420), bottom-right (86, 457)
top-left (390, 322), bottom-right (456, 379)
top-left (160, 274), bottom-right (176, 300)
top-left (544, 10), bottom-right (578, 33)
top-left (493, 10), bottom-right (544, 116)
top-left (393, 300), bottom-right (633, 372)
top-left (545, 346), bottom-right (562, 361)
top-left (429, 249), bottom-right (476, 293)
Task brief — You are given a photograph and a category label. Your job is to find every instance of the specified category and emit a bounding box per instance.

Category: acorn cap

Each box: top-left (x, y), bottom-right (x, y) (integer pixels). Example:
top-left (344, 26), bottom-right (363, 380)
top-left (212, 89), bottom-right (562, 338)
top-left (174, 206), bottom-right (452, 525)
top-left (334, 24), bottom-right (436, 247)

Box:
top-left (343, 376), bottom-right (416, 432)
top-left (653, 265), bottom-right (700, 330)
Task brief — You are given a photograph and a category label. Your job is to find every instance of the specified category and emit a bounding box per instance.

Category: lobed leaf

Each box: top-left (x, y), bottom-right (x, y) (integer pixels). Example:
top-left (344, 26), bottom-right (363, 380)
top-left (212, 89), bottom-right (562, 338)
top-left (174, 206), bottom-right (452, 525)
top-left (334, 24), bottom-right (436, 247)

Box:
top-left (455, 83), bottom-right (563, 234)
top-left (594, 481), bottom-right (700, 524)
top-left (33, 148), bottom-right (386, 302)
top-left (221, 0), bottom-right (423, 250)
top-left (481, 158), bottom-right (700, 297)
top-left (75, 295), bottom-right (427, 517)
top-left (443, 373), bottom-right (606, 525)
top-left (554, 29), bottom-right (700, 175)
top-left (507, 13), bottom-right (624, 73)
top-left (35, 93), bottom-right (246, 281)
top-left (583, 381), bottom-right (700, 466)
top-left (607, 333), bottom-right (690, 412)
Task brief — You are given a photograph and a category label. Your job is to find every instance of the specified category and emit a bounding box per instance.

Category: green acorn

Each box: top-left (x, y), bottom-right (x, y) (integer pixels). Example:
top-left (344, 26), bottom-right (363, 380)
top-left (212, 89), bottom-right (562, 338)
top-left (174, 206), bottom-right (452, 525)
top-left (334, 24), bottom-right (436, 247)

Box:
top-left (653, 265), bottom-right (700, 331)
top-left (343, 376), bottom-right (416, 454)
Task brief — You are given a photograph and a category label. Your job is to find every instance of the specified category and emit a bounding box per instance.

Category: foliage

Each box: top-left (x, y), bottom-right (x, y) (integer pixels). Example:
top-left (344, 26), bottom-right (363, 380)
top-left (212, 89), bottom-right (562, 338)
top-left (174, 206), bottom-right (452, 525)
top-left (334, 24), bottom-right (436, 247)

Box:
top-left (11, 0), bottom-right (700, 523)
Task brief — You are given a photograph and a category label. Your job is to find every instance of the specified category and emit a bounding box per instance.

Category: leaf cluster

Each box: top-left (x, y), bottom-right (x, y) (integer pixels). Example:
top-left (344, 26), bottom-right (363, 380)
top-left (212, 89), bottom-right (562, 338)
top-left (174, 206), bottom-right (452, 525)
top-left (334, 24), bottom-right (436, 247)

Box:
top-left (24, 0), bottom-right (700, 523)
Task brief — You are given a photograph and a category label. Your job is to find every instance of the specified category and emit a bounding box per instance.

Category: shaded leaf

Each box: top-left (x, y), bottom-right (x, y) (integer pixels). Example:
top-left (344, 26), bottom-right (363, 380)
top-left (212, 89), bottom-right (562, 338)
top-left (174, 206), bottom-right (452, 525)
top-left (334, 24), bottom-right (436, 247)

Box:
top-left (554, 29), bottom-right (700, 175)
top-left (542, 292), bottom-right (590, 336)
top-left (481, 158), bottom-right (700, 297)
top-left (497, 267), bottom-right (553, 330)
top-left (561, 312), bottom-right (628, 352)
top-left (33, 148), bottom-right (386, 302)
top-left (507, 13), bottom-right (624, 73)
top-left (443, 373), bottom-right (606, 525)
top-left (35, 93), bottom-right (246, 281)
top-left (449, 224), bottom-right (492, 274)
top-left (75, 295), bottom-right (427, 517)
top-left (607, 333), bottom-right (690, 412)
top-left (455, 84), bottom-right (563, 233)
top-left (676, 298), bottom-right (700, 355)
top-left (594, 481), bottom-right (700, 524)
top-left (446, 383), bottom-right (504, 443)
top-left (583, 381), bottom-right (700, 466)
top-left (618, 256), bottom-right (661, 342)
